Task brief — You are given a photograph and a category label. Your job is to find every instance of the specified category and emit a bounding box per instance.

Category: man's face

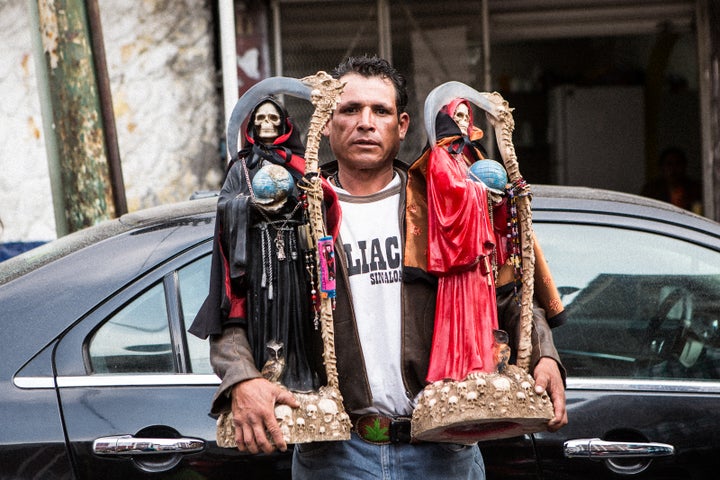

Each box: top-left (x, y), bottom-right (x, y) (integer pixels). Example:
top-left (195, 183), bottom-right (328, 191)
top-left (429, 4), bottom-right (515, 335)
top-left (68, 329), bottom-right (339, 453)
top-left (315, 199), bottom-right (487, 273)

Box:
top-left (324, 73), bottom-right (409, 172)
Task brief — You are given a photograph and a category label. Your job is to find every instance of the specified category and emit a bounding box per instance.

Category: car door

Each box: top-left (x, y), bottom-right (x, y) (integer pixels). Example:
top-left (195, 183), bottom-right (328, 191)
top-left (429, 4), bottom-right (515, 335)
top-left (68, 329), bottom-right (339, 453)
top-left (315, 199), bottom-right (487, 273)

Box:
top-left (532, 213), bottom-right (720, 479)
top-left (53, 243), bottom-right (293, 479)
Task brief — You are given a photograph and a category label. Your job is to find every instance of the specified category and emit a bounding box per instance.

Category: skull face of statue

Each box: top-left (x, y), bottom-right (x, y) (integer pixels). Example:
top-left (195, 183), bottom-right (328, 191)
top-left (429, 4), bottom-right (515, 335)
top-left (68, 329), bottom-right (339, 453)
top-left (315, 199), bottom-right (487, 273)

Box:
top-left (275, 404), bottom-right (293, 426)
top-left (254, 102), bottom-right (282, 142)
top-left (452, 103), bottom-right (470, 134)
top-left (318, 398), bottom-right (338, 424)
top-left (305, 403), bottom-right (318, 420)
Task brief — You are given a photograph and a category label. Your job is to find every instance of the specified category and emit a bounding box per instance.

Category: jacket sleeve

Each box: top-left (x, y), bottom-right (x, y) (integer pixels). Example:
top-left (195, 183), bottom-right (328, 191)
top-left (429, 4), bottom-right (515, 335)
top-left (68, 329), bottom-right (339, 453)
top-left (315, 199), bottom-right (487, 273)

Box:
top-left (209, 326), bottom-right (262, 415)
top-left (529, 306), bottom-right (567, 384)
top-left (188, 163), bottom-right (251, 340)
top-left (496, 284), bottom-right (567, 385)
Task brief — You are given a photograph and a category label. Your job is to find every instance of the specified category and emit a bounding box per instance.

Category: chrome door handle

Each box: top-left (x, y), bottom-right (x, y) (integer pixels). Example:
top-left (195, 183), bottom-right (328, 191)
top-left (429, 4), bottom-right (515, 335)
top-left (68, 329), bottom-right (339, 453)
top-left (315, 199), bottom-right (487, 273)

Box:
top-left (564, 438), bottom-right (674, 459)
top-left (93, 434), bottom-right (204, 455)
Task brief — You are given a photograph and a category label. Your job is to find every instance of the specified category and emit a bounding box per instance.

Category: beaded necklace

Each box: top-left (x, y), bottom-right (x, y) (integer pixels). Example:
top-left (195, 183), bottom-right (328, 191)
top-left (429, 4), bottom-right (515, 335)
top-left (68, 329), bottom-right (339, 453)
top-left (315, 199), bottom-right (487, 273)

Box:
top-left (506, 177), bottom-right (530, 304)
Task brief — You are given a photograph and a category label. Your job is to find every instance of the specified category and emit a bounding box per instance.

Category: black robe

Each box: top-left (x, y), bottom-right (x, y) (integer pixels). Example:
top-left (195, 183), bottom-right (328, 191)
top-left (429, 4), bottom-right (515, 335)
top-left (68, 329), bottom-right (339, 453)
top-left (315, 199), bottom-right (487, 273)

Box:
top-left (190, 97), bottom-right (339, 392)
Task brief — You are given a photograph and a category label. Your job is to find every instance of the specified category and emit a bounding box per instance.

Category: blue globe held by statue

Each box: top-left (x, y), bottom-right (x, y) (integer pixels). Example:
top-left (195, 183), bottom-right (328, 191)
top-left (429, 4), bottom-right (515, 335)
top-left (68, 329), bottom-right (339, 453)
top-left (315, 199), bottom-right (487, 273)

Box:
top-left (252, 163), bottom-right (294, 210)
top-left (468, 159), bottom-right (508, 193)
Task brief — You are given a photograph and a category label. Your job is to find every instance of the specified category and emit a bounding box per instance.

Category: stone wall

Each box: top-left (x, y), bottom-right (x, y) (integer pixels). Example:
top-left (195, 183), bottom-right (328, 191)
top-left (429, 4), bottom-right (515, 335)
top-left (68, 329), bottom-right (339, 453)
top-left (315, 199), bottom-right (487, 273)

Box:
top-left (0, 0), bottom-right (222, 242)
top-left (0, 1), bottom-right (52, 242)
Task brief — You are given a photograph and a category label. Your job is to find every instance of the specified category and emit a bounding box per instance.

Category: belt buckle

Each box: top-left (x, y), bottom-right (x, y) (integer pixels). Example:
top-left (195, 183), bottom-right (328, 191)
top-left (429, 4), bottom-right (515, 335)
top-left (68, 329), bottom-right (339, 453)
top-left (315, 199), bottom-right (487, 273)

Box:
top-left (355, 414), bottom-right (392, 445)
top-left (389, 417), bottom-right (411, 444)
top-left (354, 414), bottom-right (412, 445)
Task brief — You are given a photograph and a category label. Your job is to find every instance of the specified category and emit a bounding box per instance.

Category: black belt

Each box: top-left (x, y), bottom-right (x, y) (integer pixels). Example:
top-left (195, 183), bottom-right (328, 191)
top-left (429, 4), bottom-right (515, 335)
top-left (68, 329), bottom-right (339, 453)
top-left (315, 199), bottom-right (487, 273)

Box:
top-left (351, 414), bottom-right (413, 445)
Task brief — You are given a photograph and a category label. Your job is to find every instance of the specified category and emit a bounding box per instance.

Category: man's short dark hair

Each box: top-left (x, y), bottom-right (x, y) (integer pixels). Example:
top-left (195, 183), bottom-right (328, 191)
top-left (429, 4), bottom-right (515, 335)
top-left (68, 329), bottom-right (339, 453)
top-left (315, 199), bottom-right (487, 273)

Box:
top-left (332, 55), bottom-right (408, 114)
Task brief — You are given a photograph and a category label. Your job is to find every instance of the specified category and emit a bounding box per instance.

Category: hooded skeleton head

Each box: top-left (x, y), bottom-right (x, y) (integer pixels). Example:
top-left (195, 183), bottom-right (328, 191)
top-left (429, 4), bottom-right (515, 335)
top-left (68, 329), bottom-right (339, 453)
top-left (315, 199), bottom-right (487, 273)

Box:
top-left (254, 101), bottom-right (282, 142)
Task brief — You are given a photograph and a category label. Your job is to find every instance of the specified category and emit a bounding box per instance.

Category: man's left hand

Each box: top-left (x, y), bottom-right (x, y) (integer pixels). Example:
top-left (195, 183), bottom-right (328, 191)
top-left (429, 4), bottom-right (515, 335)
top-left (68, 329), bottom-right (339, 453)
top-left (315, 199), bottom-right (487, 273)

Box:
top-left (533, 357), bottom-right (568, 431)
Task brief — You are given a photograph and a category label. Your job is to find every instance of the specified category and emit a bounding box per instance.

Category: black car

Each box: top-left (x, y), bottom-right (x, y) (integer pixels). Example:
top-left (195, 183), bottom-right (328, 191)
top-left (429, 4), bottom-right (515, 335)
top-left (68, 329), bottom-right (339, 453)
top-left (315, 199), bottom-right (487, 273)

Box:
top-left (1, 185), bottom-right (719, 479)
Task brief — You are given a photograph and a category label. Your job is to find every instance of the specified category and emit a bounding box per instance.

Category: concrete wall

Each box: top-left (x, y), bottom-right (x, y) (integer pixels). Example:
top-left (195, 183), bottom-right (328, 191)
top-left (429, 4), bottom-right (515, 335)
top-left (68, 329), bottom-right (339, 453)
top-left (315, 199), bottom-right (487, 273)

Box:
top-left (0, 0), bottom-right (222, 243)
top-left (0, 1), bottom-right (52, 242)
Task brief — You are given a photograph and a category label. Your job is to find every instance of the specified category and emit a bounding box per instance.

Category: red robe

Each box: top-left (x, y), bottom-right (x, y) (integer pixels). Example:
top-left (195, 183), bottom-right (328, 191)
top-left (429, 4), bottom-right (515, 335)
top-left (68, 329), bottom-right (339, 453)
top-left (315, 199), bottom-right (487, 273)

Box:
top-left (425, 140), bottom-right (499, 383)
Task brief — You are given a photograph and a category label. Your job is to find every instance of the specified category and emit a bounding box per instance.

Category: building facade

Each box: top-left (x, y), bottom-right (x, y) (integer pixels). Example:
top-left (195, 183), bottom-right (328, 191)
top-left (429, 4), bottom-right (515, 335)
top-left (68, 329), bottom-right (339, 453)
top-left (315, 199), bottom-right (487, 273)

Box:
top-left (1, 0), bottom-right (718, 246)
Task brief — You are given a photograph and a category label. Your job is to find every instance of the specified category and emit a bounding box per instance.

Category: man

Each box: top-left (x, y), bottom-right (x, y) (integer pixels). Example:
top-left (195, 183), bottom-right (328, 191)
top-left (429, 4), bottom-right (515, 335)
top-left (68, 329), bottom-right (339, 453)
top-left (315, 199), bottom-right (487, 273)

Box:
top-left (641, 146), bottom-right (702, 214)
top-left (202, 55), bottom-right (567, 478)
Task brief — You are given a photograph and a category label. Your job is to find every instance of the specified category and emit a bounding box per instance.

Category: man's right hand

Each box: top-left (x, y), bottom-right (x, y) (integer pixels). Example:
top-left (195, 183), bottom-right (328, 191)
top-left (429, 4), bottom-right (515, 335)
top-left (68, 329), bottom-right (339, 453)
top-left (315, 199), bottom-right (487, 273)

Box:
top-left (231, 378), bottom-right (299, 454)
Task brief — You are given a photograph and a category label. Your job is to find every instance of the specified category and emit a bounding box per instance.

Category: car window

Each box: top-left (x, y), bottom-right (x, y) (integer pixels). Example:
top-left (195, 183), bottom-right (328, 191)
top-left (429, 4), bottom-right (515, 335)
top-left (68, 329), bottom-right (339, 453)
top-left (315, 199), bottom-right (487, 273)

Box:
top-left (179, 255), bottom-right (212, 374)
top-left (88, 255), bottom-right (212, 375)
top-left (89, 282), bottom-right (175, 373)
top-left (536, 223), bottom-right (720, 381)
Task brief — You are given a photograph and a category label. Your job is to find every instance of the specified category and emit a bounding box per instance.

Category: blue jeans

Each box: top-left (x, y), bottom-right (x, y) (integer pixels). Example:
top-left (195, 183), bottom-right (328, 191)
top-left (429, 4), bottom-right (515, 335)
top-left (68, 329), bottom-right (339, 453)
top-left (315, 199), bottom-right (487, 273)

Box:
top-left (292, 432), bottom-right (485, 480)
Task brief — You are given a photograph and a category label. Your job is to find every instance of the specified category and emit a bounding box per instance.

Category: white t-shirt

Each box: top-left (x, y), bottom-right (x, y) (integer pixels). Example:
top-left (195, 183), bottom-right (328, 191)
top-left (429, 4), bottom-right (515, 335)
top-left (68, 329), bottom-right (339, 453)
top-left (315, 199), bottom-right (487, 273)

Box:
top-left (334, 174), bottom-right (413, 416)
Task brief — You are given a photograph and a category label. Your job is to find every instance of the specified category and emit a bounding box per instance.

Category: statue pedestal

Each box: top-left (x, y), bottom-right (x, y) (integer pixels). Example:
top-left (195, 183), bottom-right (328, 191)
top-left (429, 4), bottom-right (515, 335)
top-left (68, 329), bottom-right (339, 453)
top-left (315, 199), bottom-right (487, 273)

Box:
top-left (216, 386), bottom-right (351, 447)
top-left (411, 366), bottom-right (553, 443)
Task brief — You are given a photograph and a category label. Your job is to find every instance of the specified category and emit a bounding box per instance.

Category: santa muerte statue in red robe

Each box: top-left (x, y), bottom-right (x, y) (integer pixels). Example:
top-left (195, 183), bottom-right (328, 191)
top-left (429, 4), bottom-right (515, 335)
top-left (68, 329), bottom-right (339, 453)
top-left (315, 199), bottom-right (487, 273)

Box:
top-left (424, 98), bottom-right (501, 383)
top-left (407, 83), bottom-right (558, 443)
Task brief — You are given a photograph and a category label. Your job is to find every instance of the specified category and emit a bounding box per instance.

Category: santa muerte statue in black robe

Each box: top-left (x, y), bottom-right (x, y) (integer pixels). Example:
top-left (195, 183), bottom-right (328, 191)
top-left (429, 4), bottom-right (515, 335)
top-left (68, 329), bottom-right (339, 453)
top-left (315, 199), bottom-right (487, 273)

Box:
top-left (190, 96), bottom-right (340, 393)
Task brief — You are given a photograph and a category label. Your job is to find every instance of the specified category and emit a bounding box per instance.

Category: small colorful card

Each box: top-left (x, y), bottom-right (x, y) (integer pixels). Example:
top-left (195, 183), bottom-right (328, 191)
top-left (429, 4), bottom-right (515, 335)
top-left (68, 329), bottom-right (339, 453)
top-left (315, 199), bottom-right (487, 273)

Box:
top-left (318, 235), bottom-right (336, 298)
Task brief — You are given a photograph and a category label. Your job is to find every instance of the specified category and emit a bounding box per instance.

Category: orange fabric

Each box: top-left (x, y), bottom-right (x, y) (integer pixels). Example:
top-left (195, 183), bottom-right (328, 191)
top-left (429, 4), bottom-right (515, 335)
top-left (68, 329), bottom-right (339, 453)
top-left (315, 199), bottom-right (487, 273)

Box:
top-left (405, 143), bottom-right (434, 273)
top-left (532, 235), bottom-right (564, 319)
